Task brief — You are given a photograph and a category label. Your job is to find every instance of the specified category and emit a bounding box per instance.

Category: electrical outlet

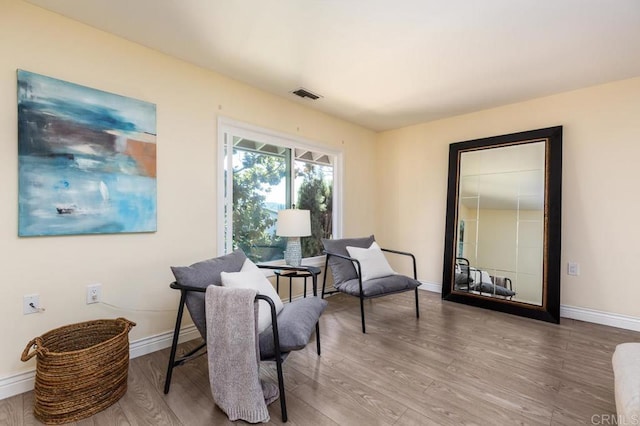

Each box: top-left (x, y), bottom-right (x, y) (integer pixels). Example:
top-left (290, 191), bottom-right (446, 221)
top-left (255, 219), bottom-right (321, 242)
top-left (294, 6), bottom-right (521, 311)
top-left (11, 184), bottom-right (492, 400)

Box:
top-left (86, 284), bottom-right (102, 304)
top-left (23, 294), bottom-right (41, 315)
top-left (567, 262), bottom-right (580, 276)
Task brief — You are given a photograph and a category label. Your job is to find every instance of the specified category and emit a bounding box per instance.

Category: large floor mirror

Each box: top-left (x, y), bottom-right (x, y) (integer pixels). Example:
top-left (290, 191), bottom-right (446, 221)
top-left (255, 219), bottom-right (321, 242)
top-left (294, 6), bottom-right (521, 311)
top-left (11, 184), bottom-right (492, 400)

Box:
top-left (442, 126), bottom-right (562, 323)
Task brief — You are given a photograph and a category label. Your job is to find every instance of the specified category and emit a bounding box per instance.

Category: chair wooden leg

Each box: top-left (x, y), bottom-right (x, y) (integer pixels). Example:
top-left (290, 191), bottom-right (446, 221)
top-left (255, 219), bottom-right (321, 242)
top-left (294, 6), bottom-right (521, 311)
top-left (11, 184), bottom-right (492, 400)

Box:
top-left (415, 288), bottom-right (420, 318)
top-left (360, 296), bottom-right (366, 333)
top-left (164, 289), bottom-right (187, 394)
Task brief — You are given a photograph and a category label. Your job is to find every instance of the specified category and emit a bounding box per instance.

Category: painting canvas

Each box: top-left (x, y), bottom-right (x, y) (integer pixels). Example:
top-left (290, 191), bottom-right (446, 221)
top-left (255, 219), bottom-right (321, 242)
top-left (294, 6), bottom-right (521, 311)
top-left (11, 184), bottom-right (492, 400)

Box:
top-left (17, 70), bottom-right (157, 236)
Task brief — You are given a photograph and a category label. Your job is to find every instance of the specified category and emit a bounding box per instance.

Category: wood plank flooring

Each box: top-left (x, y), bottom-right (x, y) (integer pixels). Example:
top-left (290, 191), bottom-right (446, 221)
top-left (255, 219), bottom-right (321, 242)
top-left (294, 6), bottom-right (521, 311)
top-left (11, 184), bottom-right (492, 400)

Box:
top-left (2, 291), bottom-right (639, 425)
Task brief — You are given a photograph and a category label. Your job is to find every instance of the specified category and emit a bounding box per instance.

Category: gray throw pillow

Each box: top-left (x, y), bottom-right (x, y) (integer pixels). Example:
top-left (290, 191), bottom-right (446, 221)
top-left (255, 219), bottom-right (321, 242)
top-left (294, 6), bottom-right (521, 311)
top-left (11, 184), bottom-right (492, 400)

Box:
top-left (322, 235), bottom-right (375, 285)
top-left (170, 249), bottom-right (247, 339)
top-left (171, 249), bottom-right (247, 288)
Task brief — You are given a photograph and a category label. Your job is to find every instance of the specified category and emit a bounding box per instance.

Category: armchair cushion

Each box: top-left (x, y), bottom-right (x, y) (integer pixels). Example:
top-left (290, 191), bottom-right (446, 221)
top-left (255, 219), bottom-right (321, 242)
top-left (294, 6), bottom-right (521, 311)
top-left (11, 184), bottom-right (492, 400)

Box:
top-left (170, 249), bottom-right (247, 338)
top-left (472, 282), bottom-right (515, 297)
top-left (322, 235), bottom-right (375, 285)
top-left (259, 296), bottom-right (328, 359)
top-left (336, 274), bottom-right (421, 298)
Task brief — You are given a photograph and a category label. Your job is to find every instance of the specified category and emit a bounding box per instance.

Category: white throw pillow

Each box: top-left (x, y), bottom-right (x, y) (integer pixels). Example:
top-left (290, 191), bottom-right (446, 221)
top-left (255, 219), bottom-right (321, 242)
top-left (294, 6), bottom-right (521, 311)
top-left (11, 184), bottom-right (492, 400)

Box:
top-left (220, 259), bottom-right (284, 333)
top-left (346, 241), bottom-right (395, 281)
top-left (240, 259), bottom-right (284, 319)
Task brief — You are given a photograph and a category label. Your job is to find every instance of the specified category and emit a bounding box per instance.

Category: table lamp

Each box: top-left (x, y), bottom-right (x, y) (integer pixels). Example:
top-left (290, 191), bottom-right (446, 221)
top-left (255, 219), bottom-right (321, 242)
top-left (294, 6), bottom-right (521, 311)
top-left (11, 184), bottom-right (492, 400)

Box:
top-left (276, 209), bottom-right (311, 267)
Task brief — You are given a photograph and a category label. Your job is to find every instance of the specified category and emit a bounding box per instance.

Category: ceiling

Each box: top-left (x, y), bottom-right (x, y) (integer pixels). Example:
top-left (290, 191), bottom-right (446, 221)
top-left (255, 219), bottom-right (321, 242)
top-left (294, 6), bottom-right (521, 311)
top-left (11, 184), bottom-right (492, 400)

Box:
top-left (25, 0), bottom-right (640, 132)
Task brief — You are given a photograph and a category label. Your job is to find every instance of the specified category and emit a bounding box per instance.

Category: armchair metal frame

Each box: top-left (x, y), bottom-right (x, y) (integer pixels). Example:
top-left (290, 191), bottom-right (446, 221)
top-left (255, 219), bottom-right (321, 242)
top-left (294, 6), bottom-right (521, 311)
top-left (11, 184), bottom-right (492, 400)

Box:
top-left (322, 248), bottom-right (420, 333)
top-left (164, 264), bottom-right (321, 423)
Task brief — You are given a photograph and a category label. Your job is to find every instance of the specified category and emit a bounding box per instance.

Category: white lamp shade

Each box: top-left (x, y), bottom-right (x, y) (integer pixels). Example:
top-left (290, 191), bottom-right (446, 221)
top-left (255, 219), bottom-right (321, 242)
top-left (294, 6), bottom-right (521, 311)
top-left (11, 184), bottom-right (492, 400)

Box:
top-left (276, 209), bottom-right (311, 237)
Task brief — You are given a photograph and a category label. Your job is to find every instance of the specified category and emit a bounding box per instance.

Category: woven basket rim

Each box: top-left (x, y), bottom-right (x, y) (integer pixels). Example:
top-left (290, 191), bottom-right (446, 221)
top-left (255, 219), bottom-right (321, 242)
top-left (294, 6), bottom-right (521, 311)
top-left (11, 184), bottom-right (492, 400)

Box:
top-left (36, 318), bottom-right (134, 357)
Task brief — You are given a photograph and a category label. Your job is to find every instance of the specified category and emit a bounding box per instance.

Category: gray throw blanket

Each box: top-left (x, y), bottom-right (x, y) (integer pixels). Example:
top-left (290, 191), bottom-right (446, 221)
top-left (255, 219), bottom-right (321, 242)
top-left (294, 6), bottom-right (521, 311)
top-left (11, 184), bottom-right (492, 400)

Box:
top-left (205, 285), bottom-right (279, 423)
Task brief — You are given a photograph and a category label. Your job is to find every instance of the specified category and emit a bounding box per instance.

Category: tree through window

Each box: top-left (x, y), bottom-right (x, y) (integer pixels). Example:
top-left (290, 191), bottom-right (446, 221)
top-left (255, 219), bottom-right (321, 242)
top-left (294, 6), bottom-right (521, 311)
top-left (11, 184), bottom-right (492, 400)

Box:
top-left (220, 122), bottom-right (338, 263)
top-left (295, 160), bottom-right (333, 258)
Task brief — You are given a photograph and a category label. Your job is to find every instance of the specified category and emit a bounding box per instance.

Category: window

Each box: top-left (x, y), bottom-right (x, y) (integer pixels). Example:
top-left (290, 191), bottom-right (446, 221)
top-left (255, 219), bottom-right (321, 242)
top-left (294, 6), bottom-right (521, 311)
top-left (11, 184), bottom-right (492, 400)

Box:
top-left (218, 118), bottom-right (340, 263)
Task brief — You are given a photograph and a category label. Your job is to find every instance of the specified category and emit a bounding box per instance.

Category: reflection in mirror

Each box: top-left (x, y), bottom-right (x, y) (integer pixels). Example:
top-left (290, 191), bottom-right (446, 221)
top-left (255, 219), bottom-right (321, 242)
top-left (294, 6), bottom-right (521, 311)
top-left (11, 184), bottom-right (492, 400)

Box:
top-left (442, 126), bottom-right (562, 324)
top-left (456, 142), bottom-right (545, 305)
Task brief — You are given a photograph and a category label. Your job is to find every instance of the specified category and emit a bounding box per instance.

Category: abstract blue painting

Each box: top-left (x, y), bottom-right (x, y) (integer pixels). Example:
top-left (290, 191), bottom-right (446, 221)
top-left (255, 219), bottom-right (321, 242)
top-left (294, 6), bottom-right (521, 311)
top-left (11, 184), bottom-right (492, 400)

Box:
top-left (17, 70), bottom-right (157, 236)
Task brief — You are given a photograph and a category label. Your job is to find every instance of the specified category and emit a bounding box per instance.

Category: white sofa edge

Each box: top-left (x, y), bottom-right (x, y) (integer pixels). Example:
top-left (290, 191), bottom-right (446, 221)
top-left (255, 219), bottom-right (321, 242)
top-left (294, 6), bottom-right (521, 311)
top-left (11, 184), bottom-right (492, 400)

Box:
top-left (613, 343), bottom-right (640, 423)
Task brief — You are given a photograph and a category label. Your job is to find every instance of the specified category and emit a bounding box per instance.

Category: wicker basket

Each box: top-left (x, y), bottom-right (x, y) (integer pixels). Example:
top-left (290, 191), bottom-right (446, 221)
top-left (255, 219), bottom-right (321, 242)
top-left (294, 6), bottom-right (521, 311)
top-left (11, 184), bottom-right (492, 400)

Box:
top-left (21, 317), bottom-right (136, 424)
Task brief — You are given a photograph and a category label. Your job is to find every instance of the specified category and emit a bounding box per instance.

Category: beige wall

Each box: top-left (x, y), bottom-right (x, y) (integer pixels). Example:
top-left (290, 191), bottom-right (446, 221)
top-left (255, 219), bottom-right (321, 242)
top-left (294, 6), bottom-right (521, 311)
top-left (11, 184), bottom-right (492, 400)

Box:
top-left (0, 1), bottom-right (376, 380)
top-left (376, 75), bottom-right (640, 318)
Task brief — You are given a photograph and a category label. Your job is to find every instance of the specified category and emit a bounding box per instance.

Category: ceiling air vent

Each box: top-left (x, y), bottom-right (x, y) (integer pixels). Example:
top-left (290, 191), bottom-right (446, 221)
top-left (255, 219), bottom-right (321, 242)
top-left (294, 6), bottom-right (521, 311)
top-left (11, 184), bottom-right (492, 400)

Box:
top-left (291, 88), bottom-right (322, 100)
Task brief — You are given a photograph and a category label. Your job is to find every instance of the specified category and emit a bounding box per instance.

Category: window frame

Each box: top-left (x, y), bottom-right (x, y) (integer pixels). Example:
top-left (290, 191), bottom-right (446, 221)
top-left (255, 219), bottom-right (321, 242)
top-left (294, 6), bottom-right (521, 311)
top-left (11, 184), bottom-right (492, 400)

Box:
top-left (217, 117), bottom-right (342, 266)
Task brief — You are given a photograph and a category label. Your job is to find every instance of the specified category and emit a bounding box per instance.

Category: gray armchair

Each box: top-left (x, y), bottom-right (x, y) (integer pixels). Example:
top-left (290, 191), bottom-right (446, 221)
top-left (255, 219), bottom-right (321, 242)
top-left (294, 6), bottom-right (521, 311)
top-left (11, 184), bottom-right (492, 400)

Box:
top-left (165, 249), bottom-right (327, 422)
top-left (321, 235), bottom-right (421, 333)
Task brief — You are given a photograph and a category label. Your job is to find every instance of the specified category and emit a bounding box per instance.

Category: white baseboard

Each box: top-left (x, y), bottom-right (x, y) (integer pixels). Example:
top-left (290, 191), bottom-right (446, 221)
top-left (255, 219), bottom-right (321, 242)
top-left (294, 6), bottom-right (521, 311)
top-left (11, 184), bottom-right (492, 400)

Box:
top-left (420, 280), bottom-right (640, 331)
top-left (0, 325), bottom-right (200, 401)
top-left (129, 324), bottom-right (200, 359)
top-left (4, 289), bottom-right (639, 400)
top-left (418, 280), bottom-right (442, 293)
top-left (0, 371), bottom-right (36, 401)
top-left (560, 305), bottom-right (640, 332)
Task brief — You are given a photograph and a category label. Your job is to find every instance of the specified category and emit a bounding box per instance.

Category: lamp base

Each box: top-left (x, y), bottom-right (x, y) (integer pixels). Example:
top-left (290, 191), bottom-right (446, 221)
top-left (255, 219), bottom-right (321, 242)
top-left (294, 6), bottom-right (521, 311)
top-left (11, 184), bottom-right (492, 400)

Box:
top-left (284, 237), bottom-right (302, 267)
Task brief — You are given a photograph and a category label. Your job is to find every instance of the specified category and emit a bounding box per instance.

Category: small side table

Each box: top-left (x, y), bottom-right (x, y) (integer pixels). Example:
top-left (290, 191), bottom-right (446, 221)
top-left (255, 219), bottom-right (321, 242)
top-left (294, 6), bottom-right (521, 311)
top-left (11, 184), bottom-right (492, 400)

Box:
top-left (255, 265), bottom-right (320, 300)
top-left (274, 269), bottom-right (315, 302)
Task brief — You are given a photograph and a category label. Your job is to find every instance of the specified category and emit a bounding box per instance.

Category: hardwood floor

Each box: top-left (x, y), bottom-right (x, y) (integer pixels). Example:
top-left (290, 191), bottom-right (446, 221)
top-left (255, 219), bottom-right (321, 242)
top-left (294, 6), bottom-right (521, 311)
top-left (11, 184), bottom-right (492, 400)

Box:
top-left (2, 291), bottom-right (639, 425)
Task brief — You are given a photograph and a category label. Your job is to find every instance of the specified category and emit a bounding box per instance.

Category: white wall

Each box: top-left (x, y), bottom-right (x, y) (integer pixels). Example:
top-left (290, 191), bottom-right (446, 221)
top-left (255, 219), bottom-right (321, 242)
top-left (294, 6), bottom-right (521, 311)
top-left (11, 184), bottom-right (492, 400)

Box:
top-left (0, 0), bottom-right (376, 384)
top-left (376, 75), bottom-right (640, 319)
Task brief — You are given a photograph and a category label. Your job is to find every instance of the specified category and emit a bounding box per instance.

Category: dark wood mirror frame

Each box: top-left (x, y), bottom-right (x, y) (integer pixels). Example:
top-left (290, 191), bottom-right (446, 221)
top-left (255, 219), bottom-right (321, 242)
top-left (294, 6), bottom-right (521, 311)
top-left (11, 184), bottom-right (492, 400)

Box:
top-left (441, 126), bottom-right (562, 323)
